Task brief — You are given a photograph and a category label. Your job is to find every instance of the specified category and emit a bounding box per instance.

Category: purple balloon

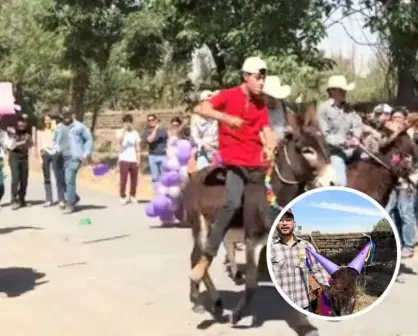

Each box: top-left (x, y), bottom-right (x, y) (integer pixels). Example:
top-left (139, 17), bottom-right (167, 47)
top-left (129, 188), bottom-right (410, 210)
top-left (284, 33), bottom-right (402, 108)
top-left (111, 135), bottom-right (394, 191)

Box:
top-left (177, 139), bottom-right (192, 152)
top-left (151, 195), bottom-right (171, 212)
top-left (159, 209), bottom-right (175, 222)
top-left (177, 147), bottom-right (192, 165)
top-left (145, 202), bottom-right (157, 218)
top-left (162, 157), bottom-right (181, 171)
top-left (160, 171), bottom-right (181, 187)
top-left (93, 164), bottom-right (110, 177)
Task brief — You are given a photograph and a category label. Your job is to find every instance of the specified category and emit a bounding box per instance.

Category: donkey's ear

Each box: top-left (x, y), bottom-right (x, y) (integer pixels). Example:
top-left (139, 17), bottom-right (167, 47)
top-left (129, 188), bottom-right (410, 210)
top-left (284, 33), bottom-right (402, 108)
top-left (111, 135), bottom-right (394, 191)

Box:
top-left (285, 104), bottom-right (301, 136)
top-left (303, 101), bottom-right (318, 127)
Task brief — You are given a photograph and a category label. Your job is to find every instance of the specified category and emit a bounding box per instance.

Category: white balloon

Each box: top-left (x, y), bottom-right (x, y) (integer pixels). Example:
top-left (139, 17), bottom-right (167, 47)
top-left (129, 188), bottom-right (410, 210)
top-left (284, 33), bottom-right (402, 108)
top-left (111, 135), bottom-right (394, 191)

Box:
top-left (179, 166), bottom-right (188, 179)
top-left (167, 186), bottom-right (181, 199)
top-left (157, 184), bottom-right (168, 195)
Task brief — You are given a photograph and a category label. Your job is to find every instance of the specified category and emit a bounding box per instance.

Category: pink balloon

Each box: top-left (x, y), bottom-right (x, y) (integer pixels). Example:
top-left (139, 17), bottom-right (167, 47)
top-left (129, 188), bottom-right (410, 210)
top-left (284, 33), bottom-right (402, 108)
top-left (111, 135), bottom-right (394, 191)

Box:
top-left (0, 82), bottom-right (19, 115)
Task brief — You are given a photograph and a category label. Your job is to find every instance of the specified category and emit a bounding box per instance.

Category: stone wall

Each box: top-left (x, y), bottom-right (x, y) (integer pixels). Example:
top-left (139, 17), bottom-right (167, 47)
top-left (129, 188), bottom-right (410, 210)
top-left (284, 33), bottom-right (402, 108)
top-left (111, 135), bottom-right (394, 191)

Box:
top-left (299, 231), bottom-right (397, 264)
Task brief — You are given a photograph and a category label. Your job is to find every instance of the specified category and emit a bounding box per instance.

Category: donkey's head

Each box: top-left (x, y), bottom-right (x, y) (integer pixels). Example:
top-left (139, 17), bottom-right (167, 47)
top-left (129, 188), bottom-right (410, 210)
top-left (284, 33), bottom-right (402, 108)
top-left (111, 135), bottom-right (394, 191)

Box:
top-left (307, 240), bottom-right (374, 316)
top-left (277, 101), bottom-right (337, 187)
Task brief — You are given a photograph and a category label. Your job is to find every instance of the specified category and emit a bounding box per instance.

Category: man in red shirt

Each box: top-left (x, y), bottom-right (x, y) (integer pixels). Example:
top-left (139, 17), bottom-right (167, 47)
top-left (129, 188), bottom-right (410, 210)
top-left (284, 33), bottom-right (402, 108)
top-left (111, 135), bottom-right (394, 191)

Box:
top-left (190, 56), bottom-right (277, 282)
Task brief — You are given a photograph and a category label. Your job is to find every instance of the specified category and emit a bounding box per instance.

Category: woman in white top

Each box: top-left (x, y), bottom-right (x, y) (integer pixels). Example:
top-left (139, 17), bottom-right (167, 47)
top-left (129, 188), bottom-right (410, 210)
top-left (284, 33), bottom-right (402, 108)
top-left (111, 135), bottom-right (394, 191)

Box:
top-left (116, 114), bottom-right (141, 204)
top-left (190, 90), bottom-right (219, 171)
top-left (36, 114), bottom-right (63, 207)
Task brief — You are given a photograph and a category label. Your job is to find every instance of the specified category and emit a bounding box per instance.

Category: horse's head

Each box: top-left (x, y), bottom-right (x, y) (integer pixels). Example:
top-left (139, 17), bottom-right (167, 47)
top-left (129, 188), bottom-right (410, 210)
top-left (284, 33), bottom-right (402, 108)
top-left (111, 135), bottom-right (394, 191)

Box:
top-left (325, 267), bottom-right (358, 316)
top-left (277, 101), bottom-right (336, 187)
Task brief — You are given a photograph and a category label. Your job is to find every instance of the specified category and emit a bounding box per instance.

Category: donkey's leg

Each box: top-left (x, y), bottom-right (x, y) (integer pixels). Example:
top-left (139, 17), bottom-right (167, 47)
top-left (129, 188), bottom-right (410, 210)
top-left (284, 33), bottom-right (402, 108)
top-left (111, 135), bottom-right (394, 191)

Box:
top-left (223, 229), bottom-right (242, 282)
top-left (230, 237), bottom-right (261, 325)
top-left (190, 240), bottom-right (205, 313)
top-left (202, 273), bottom-right (224, 319)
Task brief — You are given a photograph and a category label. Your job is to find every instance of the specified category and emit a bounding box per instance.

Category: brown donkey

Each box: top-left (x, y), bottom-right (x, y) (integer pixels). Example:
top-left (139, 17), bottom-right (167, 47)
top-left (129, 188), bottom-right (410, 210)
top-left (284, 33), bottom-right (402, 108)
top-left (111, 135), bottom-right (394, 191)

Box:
top-left (182, 103), bottom-right (337, 326)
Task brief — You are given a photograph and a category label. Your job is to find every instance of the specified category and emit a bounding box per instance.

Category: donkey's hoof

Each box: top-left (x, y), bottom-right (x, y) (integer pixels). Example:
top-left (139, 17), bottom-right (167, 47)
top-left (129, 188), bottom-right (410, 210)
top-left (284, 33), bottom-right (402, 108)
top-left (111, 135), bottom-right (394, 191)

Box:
top-left (232, 271), bottom-right (245, 285)
top-left (212, 299), bottom-right (224, 319)
top-left (192, 303), bottom-right (206, 314)
top-left (229, 312), bottom-right (241, 326)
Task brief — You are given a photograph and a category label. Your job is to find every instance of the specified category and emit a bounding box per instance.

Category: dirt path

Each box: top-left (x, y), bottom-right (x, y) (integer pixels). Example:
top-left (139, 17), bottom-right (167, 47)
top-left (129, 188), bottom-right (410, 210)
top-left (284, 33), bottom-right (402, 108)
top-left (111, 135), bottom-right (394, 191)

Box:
top-left (0, 178), bottom-right (418, 335)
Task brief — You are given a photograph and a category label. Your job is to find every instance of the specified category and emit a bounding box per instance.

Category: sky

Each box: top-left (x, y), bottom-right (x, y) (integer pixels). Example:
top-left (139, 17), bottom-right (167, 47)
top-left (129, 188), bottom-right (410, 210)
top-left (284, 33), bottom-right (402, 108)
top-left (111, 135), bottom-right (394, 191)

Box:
top-left (288, 190), bottom-right (386, 234)
top-left (318, 6), bottom-right (379, 76)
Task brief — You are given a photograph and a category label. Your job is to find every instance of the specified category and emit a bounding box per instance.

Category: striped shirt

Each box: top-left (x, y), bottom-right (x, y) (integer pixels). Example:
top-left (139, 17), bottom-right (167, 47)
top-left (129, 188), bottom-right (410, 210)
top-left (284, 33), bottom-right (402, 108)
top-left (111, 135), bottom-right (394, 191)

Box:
top-left (270, 235), bottom-right (328, 309)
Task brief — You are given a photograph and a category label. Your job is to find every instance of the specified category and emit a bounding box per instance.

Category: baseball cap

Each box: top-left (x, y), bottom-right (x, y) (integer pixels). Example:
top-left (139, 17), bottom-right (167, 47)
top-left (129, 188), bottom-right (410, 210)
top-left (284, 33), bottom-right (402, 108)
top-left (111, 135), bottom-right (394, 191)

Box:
top-left (241, 57), bottom-right (267, 74)
top-left (281, 208), bottom-right (294, 219)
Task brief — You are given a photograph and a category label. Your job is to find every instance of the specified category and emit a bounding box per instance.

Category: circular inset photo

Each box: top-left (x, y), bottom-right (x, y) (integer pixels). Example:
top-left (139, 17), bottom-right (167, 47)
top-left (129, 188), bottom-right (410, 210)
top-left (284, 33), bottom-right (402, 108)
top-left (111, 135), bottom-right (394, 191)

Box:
top-left (266, 186), bottom-right (400, 321)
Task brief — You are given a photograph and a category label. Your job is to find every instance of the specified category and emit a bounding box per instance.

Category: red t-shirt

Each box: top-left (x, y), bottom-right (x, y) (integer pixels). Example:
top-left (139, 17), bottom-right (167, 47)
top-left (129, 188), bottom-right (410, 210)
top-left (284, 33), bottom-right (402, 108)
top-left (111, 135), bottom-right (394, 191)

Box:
top-left (209, 86), bottom-right (270, 167)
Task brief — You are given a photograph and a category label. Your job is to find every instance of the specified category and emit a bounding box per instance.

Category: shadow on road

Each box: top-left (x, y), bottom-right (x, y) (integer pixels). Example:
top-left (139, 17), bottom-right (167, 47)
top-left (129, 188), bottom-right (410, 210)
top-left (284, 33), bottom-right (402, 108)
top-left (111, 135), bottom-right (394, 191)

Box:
top-left (0, 226), bottom-right (43, 235)
top-left (74, 204), bottom-right (107, 213)
top-left (82, 234), bottom-right (130, 244)
top-left (399, 263), bottom-right (417, 275)
top-left (197, 285), bottom-right (318, 333)
top-left (149, 223), bottom-right (190, 229)
top-left (0, 267), bottom-right (48, 297)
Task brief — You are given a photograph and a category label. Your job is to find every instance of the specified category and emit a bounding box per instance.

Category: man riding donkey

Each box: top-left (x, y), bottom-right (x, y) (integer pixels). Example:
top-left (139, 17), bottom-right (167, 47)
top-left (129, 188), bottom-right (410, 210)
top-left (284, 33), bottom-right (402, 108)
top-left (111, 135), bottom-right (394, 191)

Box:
top-left (317, 75), bottom-right (364, 186)
top-left (189, 56), bottom-right (279, 283)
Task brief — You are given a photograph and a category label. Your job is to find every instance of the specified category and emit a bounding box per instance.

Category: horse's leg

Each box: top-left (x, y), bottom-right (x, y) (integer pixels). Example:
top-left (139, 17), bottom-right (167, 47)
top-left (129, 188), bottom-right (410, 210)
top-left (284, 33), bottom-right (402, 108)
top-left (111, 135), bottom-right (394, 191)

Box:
top-left (202, 273), bottom-right (224, 319)
top-left (230, 236), bottom-right (263, 325)
top-left (190, 240), bottom-right (205, 313)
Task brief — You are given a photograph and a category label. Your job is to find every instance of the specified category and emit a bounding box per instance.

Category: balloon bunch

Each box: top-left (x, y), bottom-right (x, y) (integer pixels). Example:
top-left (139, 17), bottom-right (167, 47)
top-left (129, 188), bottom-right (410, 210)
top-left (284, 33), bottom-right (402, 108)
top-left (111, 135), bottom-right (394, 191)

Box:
top-left (145, 138), bottom-right (193, 222)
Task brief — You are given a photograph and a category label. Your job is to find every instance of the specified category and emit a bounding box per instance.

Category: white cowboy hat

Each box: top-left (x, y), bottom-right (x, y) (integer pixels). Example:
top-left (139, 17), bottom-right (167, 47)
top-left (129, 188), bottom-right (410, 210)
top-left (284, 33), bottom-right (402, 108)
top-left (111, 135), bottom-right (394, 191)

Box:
top-left (199, 90), bottom-right (213, 101)
top-left (241, 56), bottom-right (267, 74)
top-left (326, 75), bottom-right (355, 92)
top-left (262, 76), bottom-right (291, 99)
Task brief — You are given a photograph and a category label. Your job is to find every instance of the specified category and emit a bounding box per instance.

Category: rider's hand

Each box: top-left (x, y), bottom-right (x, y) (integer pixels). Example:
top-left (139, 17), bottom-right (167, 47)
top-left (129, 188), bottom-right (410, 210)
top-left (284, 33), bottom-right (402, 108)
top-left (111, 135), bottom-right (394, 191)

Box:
top-left (221, 114), bottom-right (244, 129)
top-left (346, 137), bottom-right (360, 148)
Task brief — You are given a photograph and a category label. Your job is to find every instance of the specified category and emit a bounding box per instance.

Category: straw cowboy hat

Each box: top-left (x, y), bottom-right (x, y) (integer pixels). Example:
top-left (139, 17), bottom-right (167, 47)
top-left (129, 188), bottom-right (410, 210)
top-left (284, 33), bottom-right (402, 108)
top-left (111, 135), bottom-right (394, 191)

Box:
top-left (263, 76), bottom-right (291, 99)
top-left (326, 75), bottom-right (355, 92)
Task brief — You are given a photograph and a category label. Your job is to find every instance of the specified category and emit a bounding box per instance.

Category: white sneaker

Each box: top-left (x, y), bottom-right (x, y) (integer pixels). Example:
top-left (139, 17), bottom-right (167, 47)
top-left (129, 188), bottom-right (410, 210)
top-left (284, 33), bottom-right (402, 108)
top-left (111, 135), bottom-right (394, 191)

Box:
top-left (130, 197), bottom-right (138, 204)
top-left (120, 197), bottom-right (129, 205)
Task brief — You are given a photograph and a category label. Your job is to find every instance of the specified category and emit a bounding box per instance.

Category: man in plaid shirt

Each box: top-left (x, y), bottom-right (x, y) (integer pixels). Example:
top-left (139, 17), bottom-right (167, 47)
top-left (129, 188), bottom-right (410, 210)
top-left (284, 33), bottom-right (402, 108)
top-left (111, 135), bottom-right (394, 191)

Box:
top-left (270, 208), bottom-right (328, 310)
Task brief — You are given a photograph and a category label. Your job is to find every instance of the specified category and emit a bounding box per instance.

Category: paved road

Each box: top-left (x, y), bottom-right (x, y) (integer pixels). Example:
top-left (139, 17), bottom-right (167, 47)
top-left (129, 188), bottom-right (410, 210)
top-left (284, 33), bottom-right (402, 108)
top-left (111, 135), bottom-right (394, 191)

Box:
top-left (0, 179), bottom-right (418, 336)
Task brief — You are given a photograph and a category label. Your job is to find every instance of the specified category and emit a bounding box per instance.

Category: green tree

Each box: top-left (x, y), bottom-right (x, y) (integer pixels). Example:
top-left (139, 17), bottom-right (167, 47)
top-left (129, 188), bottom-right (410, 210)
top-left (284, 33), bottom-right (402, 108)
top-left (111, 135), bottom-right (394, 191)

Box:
top-left (372, 218), bottom-right (392, 232)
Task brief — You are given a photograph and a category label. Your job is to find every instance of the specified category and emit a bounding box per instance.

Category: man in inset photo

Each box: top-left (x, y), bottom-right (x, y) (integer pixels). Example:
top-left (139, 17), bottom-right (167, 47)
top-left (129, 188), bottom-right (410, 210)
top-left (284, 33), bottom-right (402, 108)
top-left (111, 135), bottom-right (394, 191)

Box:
top-left (270, 208), bottom-right (328, 311)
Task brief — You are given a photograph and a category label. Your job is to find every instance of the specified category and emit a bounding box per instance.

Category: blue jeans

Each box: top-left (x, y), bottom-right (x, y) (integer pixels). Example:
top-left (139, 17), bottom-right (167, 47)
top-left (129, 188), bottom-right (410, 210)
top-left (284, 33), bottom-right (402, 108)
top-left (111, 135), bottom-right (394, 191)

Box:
top-left (330, 155), bottom-right (347, 186)
top-left (148, 154), bottom-right (165, 183)
top-left (386, 188), bottom-right (417, 249)
top-left (63, 157), bottom-right (81, 204)
top-left (196, 152), bottom-right (213, 170)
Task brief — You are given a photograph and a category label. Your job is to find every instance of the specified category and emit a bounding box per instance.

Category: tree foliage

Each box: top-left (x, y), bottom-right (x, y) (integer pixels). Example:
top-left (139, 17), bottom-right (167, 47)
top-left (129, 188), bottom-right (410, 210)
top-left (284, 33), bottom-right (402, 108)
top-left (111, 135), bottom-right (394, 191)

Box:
top-left (0, 0), bottom-right (415, 126)
top-left (372, 218), bottom-right (392, 232)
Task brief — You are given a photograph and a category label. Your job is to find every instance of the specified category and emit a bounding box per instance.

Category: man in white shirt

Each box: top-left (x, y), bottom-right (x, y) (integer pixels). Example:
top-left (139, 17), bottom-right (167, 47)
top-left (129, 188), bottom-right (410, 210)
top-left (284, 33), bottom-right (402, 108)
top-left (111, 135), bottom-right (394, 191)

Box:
top-left (116, 114), bottom-right (141, 205)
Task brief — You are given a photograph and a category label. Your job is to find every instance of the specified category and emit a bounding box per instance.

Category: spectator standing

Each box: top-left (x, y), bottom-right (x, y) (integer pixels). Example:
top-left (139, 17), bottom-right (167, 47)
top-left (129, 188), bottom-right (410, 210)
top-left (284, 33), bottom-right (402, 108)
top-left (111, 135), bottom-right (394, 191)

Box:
top-left (4, 116), bottom-right (33, 210)
top-left (53, 109), bottom-right (93, 214)
top-left (116, 114), bottom-right (141, 205)
top-left (143, 114), bottom-right (168, 191)
top-left (385, 106), bottom-right (417, 258)
top-left (36, 114), bottom-right (64, 207)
